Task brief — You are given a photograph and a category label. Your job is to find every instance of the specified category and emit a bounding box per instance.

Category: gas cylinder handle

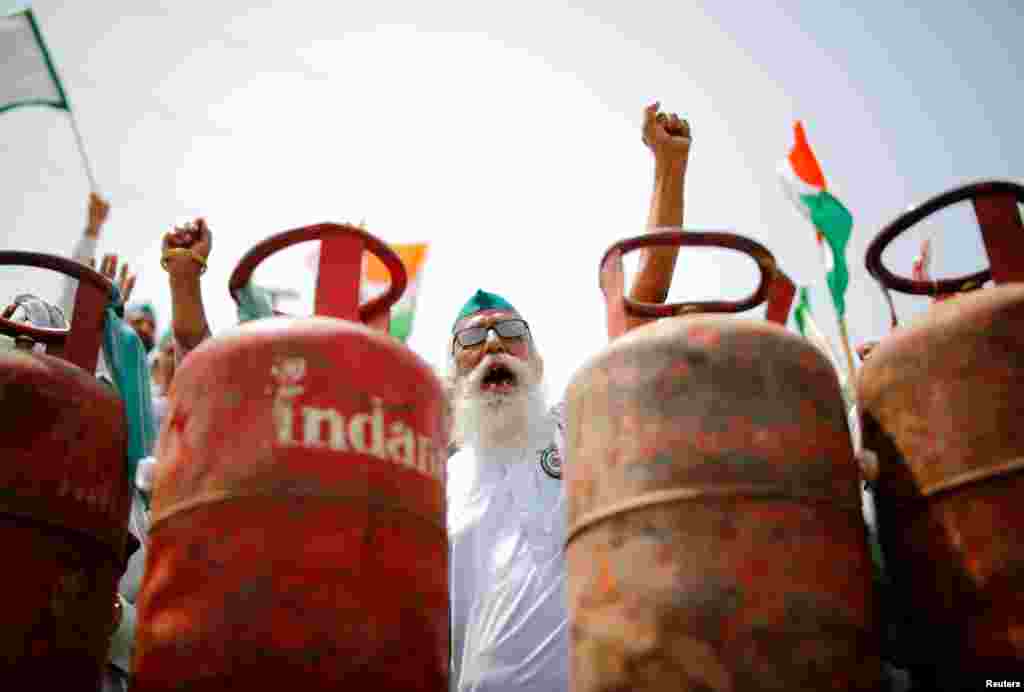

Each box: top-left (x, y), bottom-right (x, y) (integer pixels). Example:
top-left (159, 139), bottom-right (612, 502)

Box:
top-left (865, 180), bottom-right (1024, 297)
top-left (0, 250), bottom-right (113, 372)
top-left (229, 223), bottom-right (407, 328)
top-left (599, 230), bottom-right (792, 340)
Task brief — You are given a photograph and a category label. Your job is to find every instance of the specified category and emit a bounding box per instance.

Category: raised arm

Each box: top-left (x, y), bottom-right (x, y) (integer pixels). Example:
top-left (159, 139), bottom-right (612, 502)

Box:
top-left (162, 219), bottom-right (213, 359)
top-left (628, 102), bottom-right (692, 305)
top-left (58, 193), bottom-right (110, 318)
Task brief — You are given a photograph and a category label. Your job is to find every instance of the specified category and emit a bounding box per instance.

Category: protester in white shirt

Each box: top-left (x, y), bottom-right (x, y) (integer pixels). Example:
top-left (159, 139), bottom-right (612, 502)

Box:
top-left (445, 102), bottom-right (691, 692)
top-left (446, 293), bottom-right (571, 692)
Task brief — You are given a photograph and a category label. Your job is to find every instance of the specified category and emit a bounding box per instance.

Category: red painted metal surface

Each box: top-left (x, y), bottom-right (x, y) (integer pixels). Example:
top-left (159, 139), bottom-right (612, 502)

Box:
top-left (598, 230), bottom-right (796, 338)
top-left (132, 224), bottom-right (449, 690)
top-left (0, 251), bottom-right (130, 688)
top-left (859, 181), bottom-right (1024, 678)
top-left (566, 233), bottom-right (879, 690)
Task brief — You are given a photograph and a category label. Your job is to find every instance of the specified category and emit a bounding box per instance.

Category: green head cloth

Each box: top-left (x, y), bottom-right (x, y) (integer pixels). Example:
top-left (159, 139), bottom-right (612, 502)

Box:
top-left (453, 289), bottom-right (517, 332)
top-left (126, 302), bottom-right (157, 325)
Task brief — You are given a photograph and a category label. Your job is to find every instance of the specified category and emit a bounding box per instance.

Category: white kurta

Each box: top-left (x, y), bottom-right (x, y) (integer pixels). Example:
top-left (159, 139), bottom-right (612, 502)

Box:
top-left (447, 406), bottom-right (570, 692)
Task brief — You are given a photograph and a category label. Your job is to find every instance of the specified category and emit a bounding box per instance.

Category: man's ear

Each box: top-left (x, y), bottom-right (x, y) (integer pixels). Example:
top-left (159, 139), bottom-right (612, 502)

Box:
top-left (532, 349), bottom-right (545, 382)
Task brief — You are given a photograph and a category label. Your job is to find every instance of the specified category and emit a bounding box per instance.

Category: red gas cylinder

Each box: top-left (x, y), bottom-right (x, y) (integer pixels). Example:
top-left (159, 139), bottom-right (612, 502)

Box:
top-left (132, 224), bottom-right (449, 690)
top-left (565, 231), bottom-right (880, 691)
top-left (0, 252), bottom-right (131, 688)
top-left (858, 181), bottom-right (1024, 681)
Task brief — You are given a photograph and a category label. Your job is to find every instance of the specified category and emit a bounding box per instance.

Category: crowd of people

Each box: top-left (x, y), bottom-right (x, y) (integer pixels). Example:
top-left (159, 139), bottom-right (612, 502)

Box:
top-left (4, 103), bottom-right (923, 691)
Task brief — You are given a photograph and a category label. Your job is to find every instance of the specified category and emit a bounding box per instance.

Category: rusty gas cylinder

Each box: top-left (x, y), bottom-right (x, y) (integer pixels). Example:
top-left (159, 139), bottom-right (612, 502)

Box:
top-left (0, 252), bottom-right (131, 688)
top-left (565, 231), bottom-right (880, 691)
top-left (859, 181), bottom-right (1024, 680)
top-left (132, 224), bottom-right (449, 690)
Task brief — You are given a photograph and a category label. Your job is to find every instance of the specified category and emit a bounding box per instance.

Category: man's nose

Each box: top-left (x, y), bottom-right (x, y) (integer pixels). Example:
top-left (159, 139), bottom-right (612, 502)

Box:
top-left (483, 329), bottom-right (506, 354)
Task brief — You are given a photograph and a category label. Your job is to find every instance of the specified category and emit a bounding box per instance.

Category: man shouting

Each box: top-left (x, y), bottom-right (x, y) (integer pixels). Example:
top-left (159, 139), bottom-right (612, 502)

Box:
top-left (446, 102), bottom-right (691, 691)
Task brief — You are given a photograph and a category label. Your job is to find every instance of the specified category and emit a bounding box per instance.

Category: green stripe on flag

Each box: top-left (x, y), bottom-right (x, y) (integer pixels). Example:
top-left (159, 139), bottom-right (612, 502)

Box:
top-left (799, 190), bottom-right (853, 316)
top-left (24, 9), bottom-right (69, 108)
top-left (0, 8), bottom-right (70, 113)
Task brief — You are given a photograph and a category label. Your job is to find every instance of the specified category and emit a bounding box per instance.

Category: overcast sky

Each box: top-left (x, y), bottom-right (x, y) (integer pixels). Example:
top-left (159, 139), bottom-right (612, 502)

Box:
top-left (2, 0), bottom-right (1021, 397)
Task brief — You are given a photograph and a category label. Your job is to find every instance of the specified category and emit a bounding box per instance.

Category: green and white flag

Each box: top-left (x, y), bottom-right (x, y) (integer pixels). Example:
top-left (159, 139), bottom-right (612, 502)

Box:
top-left (1, 6), bottom-right (95, 188)
top-left (1, 8), bottom-right (69, 114)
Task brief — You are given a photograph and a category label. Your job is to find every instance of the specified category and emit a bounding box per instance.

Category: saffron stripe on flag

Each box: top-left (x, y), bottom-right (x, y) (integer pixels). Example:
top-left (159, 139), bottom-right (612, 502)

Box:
top-left (365, 243), bottom-right (428, 283)
top-left (788, 121), bottom-right (827, 189)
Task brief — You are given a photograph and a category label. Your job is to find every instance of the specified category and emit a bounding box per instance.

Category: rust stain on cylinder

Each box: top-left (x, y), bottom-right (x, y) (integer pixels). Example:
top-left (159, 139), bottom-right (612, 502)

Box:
top-left (858, 284), bottom-right (1024, 676)
top-left (566, 316), bottom-right (880, 691)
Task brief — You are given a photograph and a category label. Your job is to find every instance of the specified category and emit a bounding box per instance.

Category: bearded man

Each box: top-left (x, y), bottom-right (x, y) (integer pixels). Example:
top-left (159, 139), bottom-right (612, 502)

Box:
top-left (445, 102), bottom-right (691, 692)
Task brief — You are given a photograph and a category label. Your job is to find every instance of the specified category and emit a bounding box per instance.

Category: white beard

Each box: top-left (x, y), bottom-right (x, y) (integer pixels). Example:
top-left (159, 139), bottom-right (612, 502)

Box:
top-left (451, 353), bottom-right (549, 454)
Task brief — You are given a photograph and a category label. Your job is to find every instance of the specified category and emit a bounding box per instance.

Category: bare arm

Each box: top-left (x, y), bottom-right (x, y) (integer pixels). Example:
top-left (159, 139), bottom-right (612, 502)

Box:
top-left (163, 219), bottom-right (213, 359)
top-left (628, 102), bottom-right (692, 306)
top-left (59, 193), bottom-right (109, 318)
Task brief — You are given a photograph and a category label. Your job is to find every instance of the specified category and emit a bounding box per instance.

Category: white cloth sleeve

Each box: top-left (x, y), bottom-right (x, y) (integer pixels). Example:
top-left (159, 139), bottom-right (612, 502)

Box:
top-left (57, 234), bottom-right (98, 320)
top-left (56, 234), bottom-right (114, 378)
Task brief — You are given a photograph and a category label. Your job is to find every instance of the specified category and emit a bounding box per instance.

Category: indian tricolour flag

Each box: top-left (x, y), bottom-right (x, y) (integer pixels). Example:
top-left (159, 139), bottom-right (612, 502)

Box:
top-left (362, 243), bottom-right (429, 343)
top-left (1, 8), bottom-right (69, 114)
top-left (779, 122), bottom-right (854, 317)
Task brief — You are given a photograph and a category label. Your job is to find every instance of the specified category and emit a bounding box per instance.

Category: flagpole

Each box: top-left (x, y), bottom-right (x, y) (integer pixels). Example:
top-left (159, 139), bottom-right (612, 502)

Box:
top-left (67, 110), bottom-right (98, 193)
top-left (837, 316), bottom-right (857, 376)
top-left (817, 241), bottom-right (858, 376)
top-left (22, 8), bottom-right (98, 193)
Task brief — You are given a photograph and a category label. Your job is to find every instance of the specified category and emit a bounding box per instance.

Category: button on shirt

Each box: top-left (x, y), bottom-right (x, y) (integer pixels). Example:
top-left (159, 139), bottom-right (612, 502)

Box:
top-left (447, 407), bottom-right (569, 692)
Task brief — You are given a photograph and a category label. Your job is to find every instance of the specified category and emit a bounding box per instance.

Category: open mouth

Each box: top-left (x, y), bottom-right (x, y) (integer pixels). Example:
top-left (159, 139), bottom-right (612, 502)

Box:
top-left (481, 362), bottom-right (519, 393)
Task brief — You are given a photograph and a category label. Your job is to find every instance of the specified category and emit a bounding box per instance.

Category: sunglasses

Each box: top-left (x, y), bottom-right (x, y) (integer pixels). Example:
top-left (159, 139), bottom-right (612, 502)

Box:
top-left (453, 318), bottom-right (530, 352)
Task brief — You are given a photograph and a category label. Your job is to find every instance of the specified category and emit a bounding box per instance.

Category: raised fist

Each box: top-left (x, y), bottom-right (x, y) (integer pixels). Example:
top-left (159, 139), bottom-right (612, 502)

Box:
top-left (162, 218), bottom-right (212, 276)
top-left (86, 193), bottom-right (111, 238)
top-left (642, 102), bottom-right (692, 168)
